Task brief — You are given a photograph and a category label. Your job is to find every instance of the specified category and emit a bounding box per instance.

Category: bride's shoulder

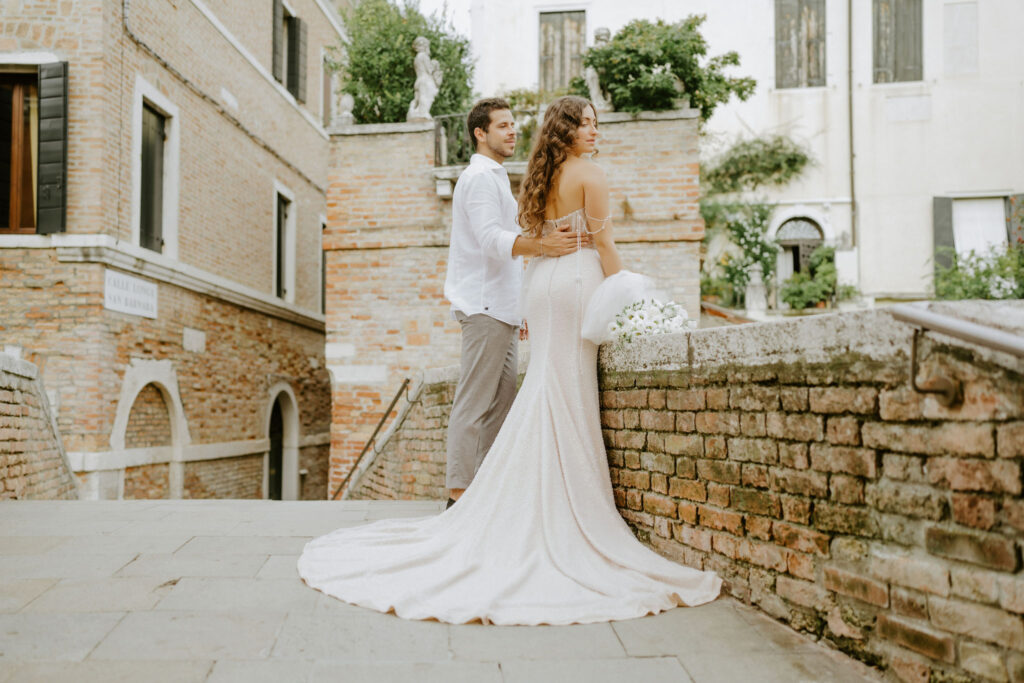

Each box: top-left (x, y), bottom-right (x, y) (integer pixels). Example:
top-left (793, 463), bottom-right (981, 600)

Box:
top-left (563, 157), bottom-right (606, 182)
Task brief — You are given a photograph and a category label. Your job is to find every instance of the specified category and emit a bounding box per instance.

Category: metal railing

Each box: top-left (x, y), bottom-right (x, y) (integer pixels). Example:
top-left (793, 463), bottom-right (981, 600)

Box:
top-left (433, 108), bottom-right (542, 167)
top-left (330, 378), bottom-right (419, 500)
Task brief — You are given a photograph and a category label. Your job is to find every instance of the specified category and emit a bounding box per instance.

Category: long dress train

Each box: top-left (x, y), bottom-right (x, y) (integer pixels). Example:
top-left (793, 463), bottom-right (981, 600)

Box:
top-left (297, 209), bottom-right (722, 625)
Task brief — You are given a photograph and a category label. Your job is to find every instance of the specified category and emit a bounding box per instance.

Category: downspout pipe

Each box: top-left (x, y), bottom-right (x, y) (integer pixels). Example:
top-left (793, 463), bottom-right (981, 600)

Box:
top-left (847, 0), bottom-right (857, 249)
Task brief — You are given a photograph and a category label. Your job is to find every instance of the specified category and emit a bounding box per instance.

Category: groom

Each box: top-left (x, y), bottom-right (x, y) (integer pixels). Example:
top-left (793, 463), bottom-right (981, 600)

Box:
top-left (443, 98), bottom-right (584, 508)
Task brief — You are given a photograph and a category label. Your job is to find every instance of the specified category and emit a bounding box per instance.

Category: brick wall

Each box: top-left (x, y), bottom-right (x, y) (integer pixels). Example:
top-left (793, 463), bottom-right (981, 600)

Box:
top-left (0, 354), bottom-right (78, 500)
top-left (325, 109), bottom-right (705, 495)
top-left (344, 302), bottom-right (1024, 682)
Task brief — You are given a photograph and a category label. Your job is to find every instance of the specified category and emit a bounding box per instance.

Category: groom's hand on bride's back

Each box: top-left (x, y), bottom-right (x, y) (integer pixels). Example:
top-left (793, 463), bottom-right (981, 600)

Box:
top-left (512, 225), bottom-right (588, 258)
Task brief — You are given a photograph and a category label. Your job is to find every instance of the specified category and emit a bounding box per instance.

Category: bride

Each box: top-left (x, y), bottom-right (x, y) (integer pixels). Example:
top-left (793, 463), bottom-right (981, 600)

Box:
top-left (297, 95), bottom-right (722, 625)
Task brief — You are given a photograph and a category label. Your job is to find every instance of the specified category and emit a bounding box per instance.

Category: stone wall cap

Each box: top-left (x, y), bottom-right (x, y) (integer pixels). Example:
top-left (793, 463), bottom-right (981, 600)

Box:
top-left (0, 353), bottom-right (39, 380)
top-left (330, 121), bottom-right (435, 136)
top-left (600, 108), bottom-right (700, 123)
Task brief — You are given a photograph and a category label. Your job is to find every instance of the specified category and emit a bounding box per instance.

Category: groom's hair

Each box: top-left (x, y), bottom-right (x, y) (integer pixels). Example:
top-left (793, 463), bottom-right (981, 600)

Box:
top-left (467, 97), bottom-right (510, 144)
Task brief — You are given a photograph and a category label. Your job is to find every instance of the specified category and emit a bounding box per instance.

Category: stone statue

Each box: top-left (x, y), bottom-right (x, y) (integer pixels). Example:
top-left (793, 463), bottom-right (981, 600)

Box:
top-left (745, 262), bottom-right (768, 315)
top-left (585, 28), bottom-right (613, 113)
top-left (333, 92), bottom-right (355, 127)
top-left (407, 36), bottom-right (443, 122)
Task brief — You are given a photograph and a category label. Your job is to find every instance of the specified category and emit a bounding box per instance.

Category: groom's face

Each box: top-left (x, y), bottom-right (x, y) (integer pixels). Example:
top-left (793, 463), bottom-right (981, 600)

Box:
top-left (476, 109), bottom-right (517, 159)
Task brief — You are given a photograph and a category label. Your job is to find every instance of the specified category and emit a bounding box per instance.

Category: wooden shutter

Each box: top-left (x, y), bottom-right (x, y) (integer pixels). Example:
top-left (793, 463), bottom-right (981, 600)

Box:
top-left (895, 0), bottom-right (922, 82)
top-left (37, 62), bottom-right (68, 234)
top-left (288, 16), bottom-right (307, 102)
top-left (272, 0), bottom-right (284, 83)
top-left (140, 104), bottom-right (165, 252)
top-left (776, 0), bottom-right (824, 88)
top-left (933, 197), bottom-right (954, 271)
top-left (538, 12), bottom-right (585, 93)
top-left (873, 0), bottom-right (894, 83)
top-left (803, 0), bottom-right (826, 87)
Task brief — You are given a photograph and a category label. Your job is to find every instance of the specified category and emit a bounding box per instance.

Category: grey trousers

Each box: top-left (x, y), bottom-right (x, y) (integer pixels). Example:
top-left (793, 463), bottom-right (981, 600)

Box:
top-left (445, 311), bottom-right (518, 489)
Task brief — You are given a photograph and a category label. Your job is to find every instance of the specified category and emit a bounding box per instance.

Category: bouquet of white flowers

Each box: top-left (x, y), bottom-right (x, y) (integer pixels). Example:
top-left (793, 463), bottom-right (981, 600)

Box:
top-left (581, 270), bottom-right (697, 345)
top-left (607, 298), bottom-right (697, 344)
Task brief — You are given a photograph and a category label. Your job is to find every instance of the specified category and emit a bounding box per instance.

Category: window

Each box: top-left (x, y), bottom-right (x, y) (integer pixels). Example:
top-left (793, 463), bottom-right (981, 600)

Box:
top-left (776, 217), bottom-right (824, 284)
top-left (538, 11), bottom-right (586, 93)
top-left (272, 0), bottom-right (308, 102)
top-left (933, 195), bottom-right (1023, 271)
top-left (0, 62), bottom-right (67, 235)
top-left (775, 0), bottom-right (826, 89)
top-left (273, 182), bottom-right (295, 302)
top-left (320, 217), bottom-right (327, 314)
top-left (873, 0), bottom-right (922, 83)
top-left (321, 53), bottom-right (333, 127)
top-left (140, 104), bottom-right (166, 252)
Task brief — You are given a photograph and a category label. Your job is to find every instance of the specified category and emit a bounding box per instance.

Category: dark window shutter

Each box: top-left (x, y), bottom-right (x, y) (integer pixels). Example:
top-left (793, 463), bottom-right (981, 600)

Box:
top-left (1007, 194), bottom-right (1024, 247)
top-left (873, 0), bottom-right (894, 83)
top-left (895, 0), bottom-right (923, 82)
top-left (776, 0), bottom-right (824, 88)
top-left (140, 104), bottom-right (165, 252)
top-left (933, 197), bottom-right (954, 271)
top-left (37, 62), bottom-right (68, 234)
top-left (288, 16), bottom-right (307, 102)
top-left (272, 0), bottom-right (284, 83)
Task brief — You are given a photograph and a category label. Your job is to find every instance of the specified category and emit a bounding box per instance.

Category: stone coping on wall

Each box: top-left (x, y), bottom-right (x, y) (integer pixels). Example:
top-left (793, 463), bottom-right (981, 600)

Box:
top-left (329, 121), bottom-right (435, 136)
top-left (0, 234), bottom-right (325, 331)
top-left (0, 352), bottom-right (39, 381)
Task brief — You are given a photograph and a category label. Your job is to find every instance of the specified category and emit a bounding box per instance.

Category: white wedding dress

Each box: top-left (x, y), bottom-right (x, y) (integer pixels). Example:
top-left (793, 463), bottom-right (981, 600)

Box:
top-left (297, 209), bottom-right (722, 625)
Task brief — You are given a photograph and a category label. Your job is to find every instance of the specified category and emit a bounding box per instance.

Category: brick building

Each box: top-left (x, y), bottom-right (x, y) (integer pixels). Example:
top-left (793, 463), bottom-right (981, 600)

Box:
top-left (324, 109), bottom-right (704, 496)
top-left (0, 0), bottom-right (346, 499)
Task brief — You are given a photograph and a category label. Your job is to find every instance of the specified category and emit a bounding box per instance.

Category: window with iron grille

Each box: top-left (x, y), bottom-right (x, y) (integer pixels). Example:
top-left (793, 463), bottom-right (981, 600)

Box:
top-left (538, 11), bottom-right (586, 93)
top-left (873, 0), bottom-right (923, 83)
top-left (775, 0), bottom-right (827, 89)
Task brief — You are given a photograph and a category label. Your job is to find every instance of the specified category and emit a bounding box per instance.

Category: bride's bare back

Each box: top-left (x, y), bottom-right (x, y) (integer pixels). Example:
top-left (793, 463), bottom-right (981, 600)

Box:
top-left (546, 156), bottom-right (622, 276)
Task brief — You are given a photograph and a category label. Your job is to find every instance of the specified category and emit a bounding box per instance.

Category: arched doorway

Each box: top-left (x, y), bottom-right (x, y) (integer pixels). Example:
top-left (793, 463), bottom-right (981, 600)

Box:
top-left (776, 217), bottom-right (825, 283)
top-left (123, 382), bottom-right (173, 500)
top-left (268, 398), bottom-right (284, 500)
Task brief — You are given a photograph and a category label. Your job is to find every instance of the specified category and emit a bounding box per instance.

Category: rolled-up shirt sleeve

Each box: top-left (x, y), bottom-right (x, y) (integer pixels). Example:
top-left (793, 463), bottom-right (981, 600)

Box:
top-left (464, 174), bottom-right (518, 262)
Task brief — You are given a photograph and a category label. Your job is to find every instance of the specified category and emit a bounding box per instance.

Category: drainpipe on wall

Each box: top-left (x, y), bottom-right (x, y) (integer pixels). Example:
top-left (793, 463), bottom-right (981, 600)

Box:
top-left (847, 0), bottom-right (857, 251)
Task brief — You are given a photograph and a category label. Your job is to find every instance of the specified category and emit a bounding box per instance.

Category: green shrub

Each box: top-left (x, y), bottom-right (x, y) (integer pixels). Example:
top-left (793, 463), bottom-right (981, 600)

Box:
top-left (780, 246), bottom-right (838, 310)
top-left (331, 0), bottom-right (472, 124)
top-left (570, 16), bottom-right (755, 119)
top-left (703, 136), bottom-right (812, 195)
top-left (934, 243), bottom-right (1024, 300)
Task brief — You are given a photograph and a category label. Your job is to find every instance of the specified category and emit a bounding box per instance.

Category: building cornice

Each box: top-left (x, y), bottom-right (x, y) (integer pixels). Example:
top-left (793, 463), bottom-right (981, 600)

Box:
top-left (2, 235), bottom-right (325, 332)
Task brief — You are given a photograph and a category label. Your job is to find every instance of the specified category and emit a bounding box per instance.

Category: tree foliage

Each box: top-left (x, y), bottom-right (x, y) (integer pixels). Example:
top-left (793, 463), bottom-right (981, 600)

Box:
top-left (332, 0), bottom-right (473, 124)
top-left (570, 16), bottom-right (755, 119)
top-left (703, 136), bottom-right (812, 195)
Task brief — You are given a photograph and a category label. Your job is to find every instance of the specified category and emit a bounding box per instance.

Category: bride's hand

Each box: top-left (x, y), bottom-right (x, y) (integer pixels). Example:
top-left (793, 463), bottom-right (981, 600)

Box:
top-left (540, 225), bottom-right (589, 256)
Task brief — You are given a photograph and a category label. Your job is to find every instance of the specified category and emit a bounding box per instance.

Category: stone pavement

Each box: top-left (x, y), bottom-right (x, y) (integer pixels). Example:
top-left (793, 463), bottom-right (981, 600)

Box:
top-left (0, 501), bottom-right (881, 682)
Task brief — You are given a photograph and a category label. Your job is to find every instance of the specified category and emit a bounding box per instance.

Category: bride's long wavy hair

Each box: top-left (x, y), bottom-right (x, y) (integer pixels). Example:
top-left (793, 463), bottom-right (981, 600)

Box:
top-left (517, 95), bottom-right (595, 238)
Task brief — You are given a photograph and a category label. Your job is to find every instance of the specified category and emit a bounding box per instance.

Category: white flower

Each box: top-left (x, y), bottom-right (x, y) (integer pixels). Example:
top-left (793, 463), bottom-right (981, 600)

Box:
top-left (609, 297), bottom-right (696, 344)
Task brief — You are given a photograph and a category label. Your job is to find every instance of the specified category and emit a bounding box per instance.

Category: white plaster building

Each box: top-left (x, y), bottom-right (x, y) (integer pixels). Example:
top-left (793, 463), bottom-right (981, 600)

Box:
top-left (421, 0), bottom-right (1024, 299)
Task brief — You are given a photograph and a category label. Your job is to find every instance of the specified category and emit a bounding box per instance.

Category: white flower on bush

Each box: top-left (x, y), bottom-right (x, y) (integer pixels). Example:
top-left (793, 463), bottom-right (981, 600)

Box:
top-left (608, 298), bottom-right (697, 344)
top-left (989, 275), bottom-right (1017, 299)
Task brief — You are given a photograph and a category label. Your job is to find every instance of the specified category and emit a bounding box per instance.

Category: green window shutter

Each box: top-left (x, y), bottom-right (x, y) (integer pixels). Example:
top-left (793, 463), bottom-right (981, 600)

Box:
top-left (272, 0), bottom-right (284, 83)
top-left (37, 61), bottom-right (68, 234)
top-left (895, 0), bottom-right (923, 82)
top-left (140, 104), bottom-right (165, 252)
top-left (873, 0), bottom-right (895, 83)
top-left (288, 16), bottom-right (307, 102)
top-left (933, 197), bottom-right (954, 271)
top-left (1007, 194), bottom-right (1024, 247)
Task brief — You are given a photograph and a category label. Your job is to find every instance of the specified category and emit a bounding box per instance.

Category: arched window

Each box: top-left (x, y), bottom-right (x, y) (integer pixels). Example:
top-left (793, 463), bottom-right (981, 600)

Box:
top-left (776, 217), bottom-right (824, 274)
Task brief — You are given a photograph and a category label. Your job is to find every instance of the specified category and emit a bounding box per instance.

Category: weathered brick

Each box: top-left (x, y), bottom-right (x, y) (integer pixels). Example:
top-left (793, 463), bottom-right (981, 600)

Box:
top-left (697, 459), bottom-right (740, 485)
top-left (862, 422), bottom-right (995, 457)
top-left (640, 409), bottom-right (675, 432)
top-left (619, 470), bottom-right (651, 490)
top-left (889, 656), bottom-right (930, 683)
top-left (651, 473), bottom-right (669, 494)
top-left (826, 416), bottom-right (860, 445)
top-left (745, 515), bottom-right (773, 540)
top-left (877, 614), bottom-right (955, 664)
top-left (925, 526), bottom-right (1020, 572)
top-left (678, 502), bottom-right (698, 524)
top-left (704, 435), bottom-right (727, 459)
top-left (778, 442), bottom-right (809, 469)
top-left (601, 410), bottom-right (625, 429)
top-left (787, 552), bottom-right (816, 580)
top-left (740, 412), bottom-right (766, 436)
top-left (643, 493), bottom-right (678, 518)
top-left (669, 478), bottom-right (706, 502)
top-left (773, 521), bottom-right (829, 555)
top-left (729, 386), bottom-right (780, 411)
top-left (879, 387), bottom-right (924, 422)
top-left (741, 463), bottom-right (769, 489)
top-left (640, 452), bottom-right (675, 475)
top-left (930, 596), bottom-right (1024, 650)
top-left (745, 540), bottom-right (790, 572)
top-left (728, 437), bottom-right (778, 464)
top-left (699, 506), bottom-right (744, 535)
top-left (766, 412), bottom-right (824, 442)
top-left (778, 576), bottom-right (831, 610)
top-left (707, 482), bottom-right (730, 507)
top-left (664, 433), bottom-right (703, 457)
top-left (705, 388), bottom-right (729, 410)
top-left (731, 488), bottom-right (780, 517)
top-left (613, 430), bottom-right (647, 450)
top-left (648, 389), bottom-right (666, 410)
top-left (676, 457), bottom-right (696, 479)
top-left (960, 641), bottom-right (1010, 683)
top-left (829, 474), bottom-right (864, 505)
top-left (951, 566), bottom-right (1000, 604)
top-left (781, 495), bottom-right (812, 524)
top-left (770, 467), bottom-right (828, 498)
top-left (612, 389), bottom-right (649, 408)
top-left (998, 422), bottom-right (1024, 458)
top-left (666, 388), bottom-right (705, 411)
top-left (1004, 499), bottom-right (1024, 533)
top-left (674, 523), bottom-right (712, 551)
top-left (809, 387), bottom-right (877, 414)
top-left (813, 503), bottom-right (877, 537)
top-left (824, 566), bottom-right (889, 606)
top-left (809, 444), bottom-right (877, 478)
top-left (865, 481), bottom-right (945, 520)
top-left (927, 457), bottom-right (1021, 494)
top-left (999, 576), bottom-right (1024, 614)
top-left (882, 452), bottom-right (926, 482)
top-left (952, 493), bottom-right (997, 530)
top-left (870, 548), bottom-right (950, 596)
top-left (891, 587), bottom-right (929, 620)
top-left (779, 386), bottom-right (808, 412)
top-left (695, 411), bottom-right (740, 435)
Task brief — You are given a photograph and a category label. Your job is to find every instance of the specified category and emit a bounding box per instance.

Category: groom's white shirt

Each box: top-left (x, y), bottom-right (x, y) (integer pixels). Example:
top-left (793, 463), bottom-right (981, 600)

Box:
top-left (444, 153), bottom-right (523, 326)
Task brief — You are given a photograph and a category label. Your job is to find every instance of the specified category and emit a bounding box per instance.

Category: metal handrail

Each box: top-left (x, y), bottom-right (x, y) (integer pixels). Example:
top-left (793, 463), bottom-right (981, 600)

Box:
top-left (889, 304), bottom-right (1024, 358)
top-left (330, 378), bottom-right (417, 500)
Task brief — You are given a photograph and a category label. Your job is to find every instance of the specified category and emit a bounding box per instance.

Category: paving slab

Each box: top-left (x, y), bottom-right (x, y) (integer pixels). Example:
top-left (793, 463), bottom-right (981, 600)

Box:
top-left (0, 501), bottom-right (882, 682)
